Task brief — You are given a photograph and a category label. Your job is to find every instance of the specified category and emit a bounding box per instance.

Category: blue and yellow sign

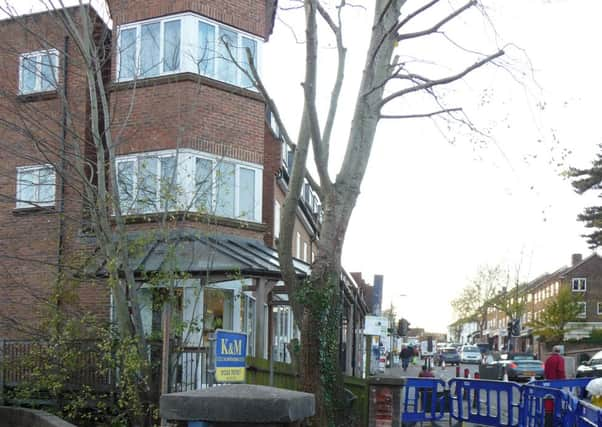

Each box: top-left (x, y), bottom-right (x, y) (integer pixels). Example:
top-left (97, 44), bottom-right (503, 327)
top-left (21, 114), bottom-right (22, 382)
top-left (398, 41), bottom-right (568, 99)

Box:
top-left (215, 330), bottom-right (247, 383)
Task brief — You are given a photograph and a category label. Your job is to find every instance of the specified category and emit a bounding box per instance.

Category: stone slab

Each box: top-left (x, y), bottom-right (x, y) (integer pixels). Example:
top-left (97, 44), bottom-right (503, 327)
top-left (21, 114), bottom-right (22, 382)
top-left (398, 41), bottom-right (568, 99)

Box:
top-left (160, 384), bottom-right (315, 423)
top-left (0, 406), bottom-right (76, 427)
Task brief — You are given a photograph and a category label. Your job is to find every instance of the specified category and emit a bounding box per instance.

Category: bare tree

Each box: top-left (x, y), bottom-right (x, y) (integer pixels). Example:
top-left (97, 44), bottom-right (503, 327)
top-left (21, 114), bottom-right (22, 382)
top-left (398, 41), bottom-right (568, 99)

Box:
top-left (247, 2), bottom-right (507, 422)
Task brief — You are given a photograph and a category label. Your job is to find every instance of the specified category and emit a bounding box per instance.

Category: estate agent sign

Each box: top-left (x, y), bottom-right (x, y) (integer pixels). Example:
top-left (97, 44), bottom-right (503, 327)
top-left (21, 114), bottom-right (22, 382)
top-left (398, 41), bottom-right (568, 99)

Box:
top-left (215, 329), bottom-right (247, 383)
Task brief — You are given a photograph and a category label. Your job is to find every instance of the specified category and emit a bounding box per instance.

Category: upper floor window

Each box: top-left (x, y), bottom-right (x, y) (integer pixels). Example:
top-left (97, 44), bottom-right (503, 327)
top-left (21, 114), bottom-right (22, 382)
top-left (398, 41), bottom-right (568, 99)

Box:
top-left (116, 150), bottom-right (261, 222)
top-left (198, 19), bottom-right (257, 87)
top-left (597, 302), bottom-right (602, 315)
top-left (117, 13), bottom-right (260, 90)
top-left (19, 50), bottom-right (58, 94)
top-left (572, 278), bottom-right (587, 292)
top-left (16, 165), bottom-right (55, 208)
top-left (118, 18), bottom-right (181, 80)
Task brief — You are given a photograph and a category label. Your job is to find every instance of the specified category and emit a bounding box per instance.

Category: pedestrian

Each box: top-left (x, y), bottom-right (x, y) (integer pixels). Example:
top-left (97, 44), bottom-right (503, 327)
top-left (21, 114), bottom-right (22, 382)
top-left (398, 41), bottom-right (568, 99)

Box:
top-left (400, 345), bottom-right (412, 372)
top-left (418, 364), bottom-right (435, 378)
top-left (544, 345), bottom-right (566, 380)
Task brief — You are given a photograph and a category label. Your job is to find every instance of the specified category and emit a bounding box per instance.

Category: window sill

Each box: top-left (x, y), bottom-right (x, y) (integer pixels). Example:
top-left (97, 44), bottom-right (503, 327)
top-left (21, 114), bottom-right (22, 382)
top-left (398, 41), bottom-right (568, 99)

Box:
top-left (13, 205), bottom-right (57, 215)
top-left (110, 72), bottom-right (263, 102)
top-left (17, 89), bottom-right (58, 102)
top-left (116, 210), bottom-right (266, 231)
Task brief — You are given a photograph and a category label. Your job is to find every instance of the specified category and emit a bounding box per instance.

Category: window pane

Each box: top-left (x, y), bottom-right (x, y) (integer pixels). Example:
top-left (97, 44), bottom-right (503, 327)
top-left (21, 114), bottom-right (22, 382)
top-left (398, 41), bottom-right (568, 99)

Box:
top-left (239, 168), bottom-right (255, 220)
top-left (117, 161), bottom-right (135, 213)
top-left (21, 56), bottom-right (37, 93)
top-left (119, 28), bottom-right (137, 80)
top-left (160, 156), bottom-right (177, 210)
top-left (18, 170), bottom-right (35, 203)
top-left (195, 157), bottom-right (213, 213)
top-left (217, 28), bottom-right (237, 84)
top-left (140, 22), bottom-right (160, 77)
top-left (240, 37), bottom-right (257, 88)
top-left (198, 21), bottom-right (215, 76)
top-left (40, 53), bottom-right (56, 90)
top-left (137, 157), bottom-right (158, 212)
top-left (215, 162), bottom-right (235, 217)
top-left (163, 20), bottom-right (181, 72)
top-left (37, 167), bottom-right (55, 203)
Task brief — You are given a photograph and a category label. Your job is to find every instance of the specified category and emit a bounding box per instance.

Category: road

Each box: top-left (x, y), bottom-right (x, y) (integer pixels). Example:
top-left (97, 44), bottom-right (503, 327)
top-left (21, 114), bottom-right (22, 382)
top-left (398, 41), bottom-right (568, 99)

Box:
top-left (384, 360), bottom-right (482, 380)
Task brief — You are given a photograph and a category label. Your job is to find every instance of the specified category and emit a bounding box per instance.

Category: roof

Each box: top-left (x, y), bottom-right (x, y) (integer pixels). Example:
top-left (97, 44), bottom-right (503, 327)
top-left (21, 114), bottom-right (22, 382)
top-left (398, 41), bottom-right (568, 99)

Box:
top-left (98, 228), bottom-right (310, 279)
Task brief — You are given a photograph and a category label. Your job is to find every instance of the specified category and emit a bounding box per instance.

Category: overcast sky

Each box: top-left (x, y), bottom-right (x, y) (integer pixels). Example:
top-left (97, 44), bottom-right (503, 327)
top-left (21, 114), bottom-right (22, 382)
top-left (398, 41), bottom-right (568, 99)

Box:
top-left (264, 0), bottom-right (602, 333)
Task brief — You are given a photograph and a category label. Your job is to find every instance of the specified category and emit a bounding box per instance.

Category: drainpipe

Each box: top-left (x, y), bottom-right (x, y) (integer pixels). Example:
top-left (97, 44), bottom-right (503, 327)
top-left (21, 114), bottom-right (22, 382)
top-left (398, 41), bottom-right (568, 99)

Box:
top-left (56, 35), bottom-right (69, 310)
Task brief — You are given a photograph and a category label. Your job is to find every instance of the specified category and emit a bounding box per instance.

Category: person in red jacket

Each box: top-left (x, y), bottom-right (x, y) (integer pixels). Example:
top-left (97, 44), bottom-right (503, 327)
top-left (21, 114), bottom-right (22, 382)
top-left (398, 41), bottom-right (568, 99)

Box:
top-left (544, 346), bottom-right (566, 380)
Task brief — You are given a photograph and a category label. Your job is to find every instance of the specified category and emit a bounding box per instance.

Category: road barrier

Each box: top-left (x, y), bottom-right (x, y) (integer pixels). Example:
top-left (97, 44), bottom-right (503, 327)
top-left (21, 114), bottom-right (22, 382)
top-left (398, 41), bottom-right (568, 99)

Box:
top-left (529, 378), bottom-right (592, 399)
top-left (400, 377), bottom-right (447, 423)
top-left (520, 384), bottom-right (575, 427)
top-left (397, 377), bottom-right (602, 427)
top-left (575, 398), bottom-right (602, 427)
top-left (448, 378), bottom-right (521, 426)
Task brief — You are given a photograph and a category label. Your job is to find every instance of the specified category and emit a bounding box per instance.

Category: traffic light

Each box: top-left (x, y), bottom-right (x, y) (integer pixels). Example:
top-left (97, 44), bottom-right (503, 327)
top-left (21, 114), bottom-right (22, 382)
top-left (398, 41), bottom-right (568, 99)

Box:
top-left (512, 319), bottom-right (520, 337)
top-left (397, 318), bottom-right (409, 336)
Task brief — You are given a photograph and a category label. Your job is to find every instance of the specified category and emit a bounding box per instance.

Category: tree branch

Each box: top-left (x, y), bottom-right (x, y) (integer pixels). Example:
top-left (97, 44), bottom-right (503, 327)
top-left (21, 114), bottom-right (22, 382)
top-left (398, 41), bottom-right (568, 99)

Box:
top-left (380, 49), bottom-right (504, 107)
top-left (380, 107), bottom-right (462, 119)
top-left (397, 0), bottom-right (477, 41)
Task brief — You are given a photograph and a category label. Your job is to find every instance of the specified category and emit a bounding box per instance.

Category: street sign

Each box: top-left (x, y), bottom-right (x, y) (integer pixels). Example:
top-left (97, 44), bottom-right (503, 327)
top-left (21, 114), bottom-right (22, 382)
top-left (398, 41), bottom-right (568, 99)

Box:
top-left (364, 315), bottom-right (389, 336)
top-left (215, 329), bottom-right (247, 383)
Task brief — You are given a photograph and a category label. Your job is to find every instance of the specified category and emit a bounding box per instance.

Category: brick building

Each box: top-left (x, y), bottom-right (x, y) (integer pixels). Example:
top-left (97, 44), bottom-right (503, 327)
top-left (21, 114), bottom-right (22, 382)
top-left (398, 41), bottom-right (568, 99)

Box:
top-left (0, 0), bottom-right (368, 384)
top-left (463, 253), bottom-right (602, 353)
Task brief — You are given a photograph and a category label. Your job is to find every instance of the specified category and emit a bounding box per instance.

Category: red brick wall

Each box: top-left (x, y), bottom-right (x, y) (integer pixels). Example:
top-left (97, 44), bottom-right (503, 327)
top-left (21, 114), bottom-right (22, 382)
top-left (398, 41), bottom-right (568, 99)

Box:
top-left (110, 79), bottom-right (265, 163)
top-left (0, 9), bottom-right (110, 338)
top-left (109, 0), bottom-right (269, 38)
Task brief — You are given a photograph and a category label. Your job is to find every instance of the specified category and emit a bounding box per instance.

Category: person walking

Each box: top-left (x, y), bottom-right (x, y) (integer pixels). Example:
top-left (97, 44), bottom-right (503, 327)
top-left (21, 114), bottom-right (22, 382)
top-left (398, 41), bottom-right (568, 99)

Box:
top-left (400, 345), bottom-right (412, 372)
top-left (544, 345), bottom-right (566, 380)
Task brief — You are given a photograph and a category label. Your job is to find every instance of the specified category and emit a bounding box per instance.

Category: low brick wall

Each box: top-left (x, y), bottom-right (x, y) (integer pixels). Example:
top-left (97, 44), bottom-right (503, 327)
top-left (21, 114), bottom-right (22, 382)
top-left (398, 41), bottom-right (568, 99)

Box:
top-left (0, 406), bottom-right (76, 427)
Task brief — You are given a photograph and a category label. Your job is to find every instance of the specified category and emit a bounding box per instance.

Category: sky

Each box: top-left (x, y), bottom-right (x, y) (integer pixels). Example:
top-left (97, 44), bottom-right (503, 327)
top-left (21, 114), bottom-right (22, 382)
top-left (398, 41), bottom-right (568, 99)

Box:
top-left (263, 0), bottom-right (602, 333)
top-left (6, 0), bottom-right (602, 334)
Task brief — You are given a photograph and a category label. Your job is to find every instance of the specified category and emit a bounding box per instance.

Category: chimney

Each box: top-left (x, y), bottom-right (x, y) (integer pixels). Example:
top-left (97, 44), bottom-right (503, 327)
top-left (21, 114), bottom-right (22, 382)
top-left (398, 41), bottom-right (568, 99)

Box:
top-left (572, 253), bottom-right (583, 266)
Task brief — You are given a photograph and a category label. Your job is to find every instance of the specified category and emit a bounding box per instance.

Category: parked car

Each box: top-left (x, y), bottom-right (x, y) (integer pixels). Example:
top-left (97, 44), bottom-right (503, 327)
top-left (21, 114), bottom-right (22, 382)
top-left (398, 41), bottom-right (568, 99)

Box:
top-left (576, 350), bottom-right (602, 378)
top-left (460, 345), bottom-right (482, 364)
top-left (437, 347), bottom-right (461, 366)
top-left (501, 353), bottom-right (544, 382)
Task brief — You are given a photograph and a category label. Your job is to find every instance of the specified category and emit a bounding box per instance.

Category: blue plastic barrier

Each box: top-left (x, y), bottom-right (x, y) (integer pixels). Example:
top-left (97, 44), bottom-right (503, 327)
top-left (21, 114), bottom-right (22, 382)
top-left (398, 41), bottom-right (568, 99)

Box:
top-left (520, 384), bottom-right (575, 427)
top-left (448, 378), bottom-right (521, 426)
top-left (400, 377), bottom-right (447, 423)
top-left (575, 398), bottom-right (602, 427)
top-left (530, 378), bottom-right (594, 399)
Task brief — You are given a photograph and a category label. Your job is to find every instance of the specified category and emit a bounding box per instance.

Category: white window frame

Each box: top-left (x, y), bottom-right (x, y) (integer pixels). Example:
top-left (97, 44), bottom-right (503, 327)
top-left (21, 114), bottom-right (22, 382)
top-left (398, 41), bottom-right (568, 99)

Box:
top-left (115, 149), bottom-right (262, 222)
top-left (192, 155), bottom-right (262, 222)
top-left (117, 17), bottom-right (183, 81)
top-left (296, 232), bottom-right (301, 259)
top-left (19, 49), bottom-right (59, 94)
top-left (116, 152), bottom-right (177, 214)
top-left (274, 201), bottom-right (281, 239)
top-left (303, 242), bottom-right (308, 262)
top-left (577, 301), bottom-right (587, 318)
top-left (196, 16), bottom-right (260, 88)
top-left (572, 278), bottom-right (587, 292)
top-left (16, 164), bottom-right (56, 208)
top-left (115, 12), bottom-right (262, 90)
top-left (597, 302), bottom-right (602, 315)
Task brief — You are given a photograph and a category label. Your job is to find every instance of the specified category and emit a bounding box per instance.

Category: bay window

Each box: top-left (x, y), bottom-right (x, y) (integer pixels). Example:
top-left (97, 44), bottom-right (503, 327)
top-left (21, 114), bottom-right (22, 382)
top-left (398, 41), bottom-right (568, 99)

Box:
top-left (117, 13), bottom-right (260, 89)
top-left (116, 150), bottom-right (261, 222)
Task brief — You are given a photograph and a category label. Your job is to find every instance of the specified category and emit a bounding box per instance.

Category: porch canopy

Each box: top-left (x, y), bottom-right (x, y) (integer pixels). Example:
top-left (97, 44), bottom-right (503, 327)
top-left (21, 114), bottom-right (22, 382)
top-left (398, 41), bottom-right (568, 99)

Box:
top-left (97, 228), bottom-right (310, 279)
